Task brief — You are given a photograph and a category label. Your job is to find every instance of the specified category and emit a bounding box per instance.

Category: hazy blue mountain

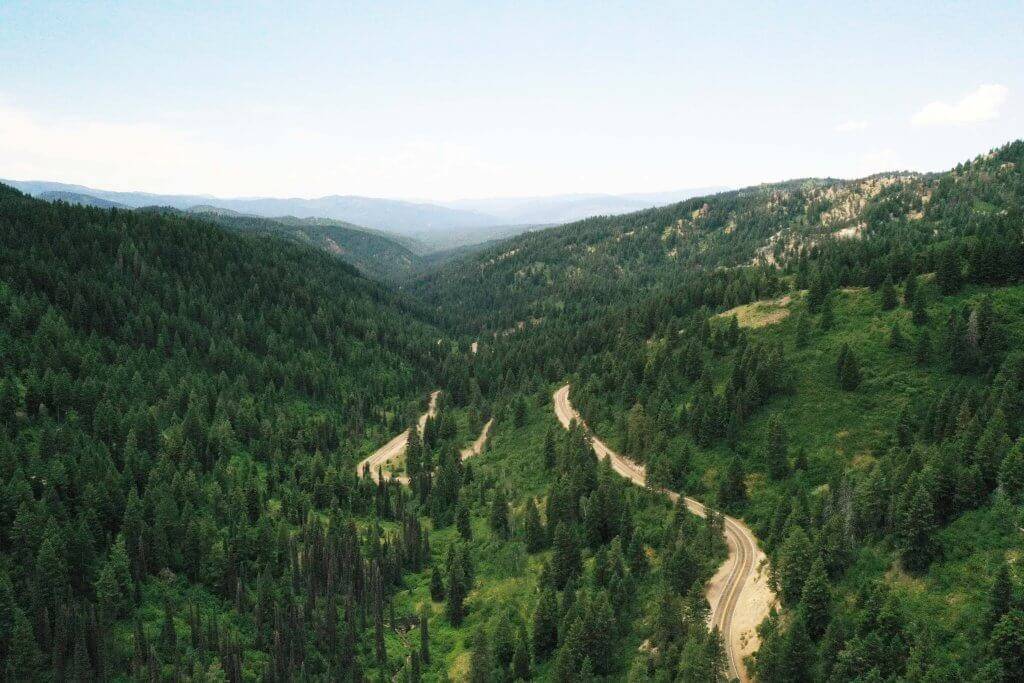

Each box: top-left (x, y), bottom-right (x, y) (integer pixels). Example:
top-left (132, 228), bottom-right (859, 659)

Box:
top-left (2, 179), bottom-right (503, 242)
top-left (4, 179), bottom-right (728, 252)
top-left (38, 190), bottom-right (128, 209)
top-left (441, 187), bottom-right (729, 225)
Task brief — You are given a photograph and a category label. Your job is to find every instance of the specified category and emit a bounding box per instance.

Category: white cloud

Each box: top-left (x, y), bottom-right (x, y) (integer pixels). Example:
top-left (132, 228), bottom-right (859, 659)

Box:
top-left (835, 120), bottom-right (868, 133)
top-left (911, 84), bottom-right (1009, 127)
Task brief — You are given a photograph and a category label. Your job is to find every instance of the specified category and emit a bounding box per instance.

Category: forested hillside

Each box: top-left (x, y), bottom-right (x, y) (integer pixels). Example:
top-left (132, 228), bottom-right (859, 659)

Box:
top-left (413, 140), bottom-right (1024, 679)
top-left (0, 184), bottom-right (458, 679)
top-left (186, 209), bottom-right (426, 281)
top-left (3, 136), bottom-right (1024, 682)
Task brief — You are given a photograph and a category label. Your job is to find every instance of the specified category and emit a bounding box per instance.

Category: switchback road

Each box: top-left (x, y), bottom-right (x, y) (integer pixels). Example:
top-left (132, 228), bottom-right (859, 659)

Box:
top-left (553, 384), bottom-right (775, 682)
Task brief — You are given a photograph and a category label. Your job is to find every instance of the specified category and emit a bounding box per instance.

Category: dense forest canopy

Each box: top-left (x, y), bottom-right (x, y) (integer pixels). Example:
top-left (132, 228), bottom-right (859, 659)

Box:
top-left (1, 139), bottom-right (1023, 681)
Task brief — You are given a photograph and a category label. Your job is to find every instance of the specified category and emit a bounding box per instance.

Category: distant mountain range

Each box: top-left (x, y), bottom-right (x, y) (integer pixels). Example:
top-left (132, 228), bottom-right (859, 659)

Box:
top-left (2, 179), bottom-right (729, 252)
top-left (440, 187), bottom-right (729, 226)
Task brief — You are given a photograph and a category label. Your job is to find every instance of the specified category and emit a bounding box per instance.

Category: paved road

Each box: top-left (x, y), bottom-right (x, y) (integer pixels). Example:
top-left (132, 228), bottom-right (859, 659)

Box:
top-left (553, 384), bottom-right (771, 682)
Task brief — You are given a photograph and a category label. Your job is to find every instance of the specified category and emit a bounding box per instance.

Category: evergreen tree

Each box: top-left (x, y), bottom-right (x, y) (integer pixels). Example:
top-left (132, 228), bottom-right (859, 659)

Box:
top-left (989, 610), bottom-right (1024, 679)
top-left (429, 565), bottom-right (445, 601)
top-left (718, 456), bottom-right (747, 508)
top-left (512, 626), bottom-right (531, 679)
top-left (468, 628), bottom-right (493, 683)
top-left (763, 413), bottom-right (789, 480)
top-left (489, 488), bottom-right (510, 540)
top-left (937, 246), bottom-right (963, 294)
top-left (895, 477), bottom-right (938, 573)
top-left (800, 557), bottom-right (831, 638)
top-left (550, 523), bottom-right (581, 589)
top-left (774, 526), bottom-right (813, 605)
top-left (543, 429), bottom-right (557, 470)
top-left (524, 498), bottom-right (546, 553)
top-left (837, 343), bottom-right (862, 390)
top-left (532, 586), bottom-right (559, 660)
top-left (446, 548), bottom-right (469, 626)
top-left (5, 607), bottom-right (42, 679)
top-left (986, 563), bottom-right (1013, 632)
top-left (420, 609), bottom-right (431, 665)
top-left (95, 533), bottom-right (134, 621)
top-left (665, 539), bottom-right (699, 593)
top-left (880, 276), bottom-right (898, 310)
top-left (455, 500), bottom-right (472, 540)
top-left (889, 322), bottom-right (906, 350)
top-left (999, 439), bottom-right (1024, 502)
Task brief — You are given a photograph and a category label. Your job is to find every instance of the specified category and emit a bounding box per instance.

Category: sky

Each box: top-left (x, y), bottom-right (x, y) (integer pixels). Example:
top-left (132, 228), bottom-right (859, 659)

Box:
top-left (1, 1), bottom-right (1021, 201)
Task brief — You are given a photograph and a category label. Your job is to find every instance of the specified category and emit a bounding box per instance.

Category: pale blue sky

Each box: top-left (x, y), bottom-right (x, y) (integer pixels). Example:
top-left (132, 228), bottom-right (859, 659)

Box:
top-left (1, 1), bottom-right (1021, 199)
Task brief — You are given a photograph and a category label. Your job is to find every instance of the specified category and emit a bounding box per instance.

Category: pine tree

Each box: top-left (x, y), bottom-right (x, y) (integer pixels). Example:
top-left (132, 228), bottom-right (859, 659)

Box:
top-left (468, 628), bottom-right (493, 683)
top-left (718, 456), bottom-right (747, 508)
top-left (837, 344), bottom-right (862, 391)
top-left (937, 246), bottom-right (963, 294)
top-left (989, 610), bottom-right (1024, 677)
top-left (420, 609), bottom-right (431, 665)
top-left (889, 322), bottom-right (906, 350)
top-left (550, 523), bottom-right (581, 589)
top-left (808, 272), bottom-right (831, 313)
top-left (524, 498), bottom-right (546, 553)
top-left (543, 428), bottom-right (557, 469)
top-left (429, 566), bottom-right (445, 601)
top-left (512, 626), bottom-right (531, 679)
top-left (774, 526), bottom-right (813, 605)
top-left (665, 539), bottom-right (699, 593)
top-left (880, 276), bottom-right (898, 310)
top-left (455, 500), bottom-right (472, 540)
top-left (800, 557), bottom-right (831, 637)
top-left (446, 555), bottom-right (467, 626)
top-left (5, 607), bottom-right (42, 679)
top-left (531, 586), bottom-right (559, 659)
top-left (999, 439), bottom-right (1024, 502)
top-left (763, 413), bottom-right (789, 480)
top-left (986, 563), bottom-right (1013, 632)
top-left (95, 533), bottom-right (134, 621)
top-left (895, 477), bottom-right (938, 573)
top-left (489, 488), bottom-right (509, 540)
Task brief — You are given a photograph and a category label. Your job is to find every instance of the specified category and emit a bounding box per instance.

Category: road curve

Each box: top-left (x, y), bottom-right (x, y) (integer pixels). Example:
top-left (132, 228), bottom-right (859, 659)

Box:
top-left (553, 384), bottom-right (774, 682)
top-left (356, 392), bottom-right (494, 484)
top-left (357, 391), bottom-right (440, 484)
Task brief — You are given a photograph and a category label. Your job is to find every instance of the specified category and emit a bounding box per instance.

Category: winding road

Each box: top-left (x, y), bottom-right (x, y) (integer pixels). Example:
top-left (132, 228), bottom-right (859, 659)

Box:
top-left (356, 391), bottom-right (494, 484)
top-left (553, 385), bottom-right (775, 682)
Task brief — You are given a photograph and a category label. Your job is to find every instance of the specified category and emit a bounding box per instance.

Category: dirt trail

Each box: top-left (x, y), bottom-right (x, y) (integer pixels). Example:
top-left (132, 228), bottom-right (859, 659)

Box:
top-left (356, 391), bottom-right (440, 484)
top-left (553, 385), bottom-right (775, 682)
top-left (460, 418), bottom-right (493, 460)
top-left (356, 393), bottom-right (494, 484)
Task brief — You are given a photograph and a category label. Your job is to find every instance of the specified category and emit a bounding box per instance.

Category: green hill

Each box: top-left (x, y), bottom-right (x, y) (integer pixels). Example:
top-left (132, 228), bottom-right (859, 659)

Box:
top-left (187, 209), bottom-right (427, 281)
top-left (0, 183), bottom-right (454, 679)
top-left (409, 140), bottom-right (1024, 680)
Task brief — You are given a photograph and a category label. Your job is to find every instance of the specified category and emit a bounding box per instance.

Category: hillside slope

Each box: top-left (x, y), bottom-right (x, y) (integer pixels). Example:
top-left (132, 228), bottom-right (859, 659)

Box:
top-left (420, 140), bottom-right (1024, 680)
top-left (0, 183), bottom-right (457, 680)
top-left (187, 209), bottom-right (426, 281)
